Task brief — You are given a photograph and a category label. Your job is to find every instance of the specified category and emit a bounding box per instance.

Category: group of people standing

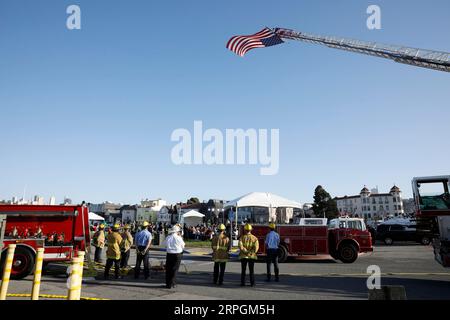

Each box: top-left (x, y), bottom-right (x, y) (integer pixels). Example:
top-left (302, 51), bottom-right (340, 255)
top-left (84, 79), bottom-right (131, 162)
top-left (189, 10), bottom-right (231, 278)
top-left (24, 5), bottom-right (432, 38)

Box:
top-left (92, 221), bottom-right (281, 288)
top-left (92, 221), bottom-right (185, 288)
top-left (211, 222), bottom-right (280, 286)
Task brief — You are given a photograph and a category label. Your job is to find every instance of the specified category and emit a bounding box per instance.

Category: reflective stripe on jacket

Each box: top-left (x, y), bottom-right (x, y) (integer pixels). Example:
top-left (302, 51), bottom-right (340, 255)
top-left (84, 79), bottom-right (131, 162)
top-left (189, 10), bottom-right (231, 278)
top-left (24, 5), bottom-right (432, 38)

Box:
top-left (211, 233), bottom-right (230, 262)
top-left (238, 233), bottom-right (259, 260)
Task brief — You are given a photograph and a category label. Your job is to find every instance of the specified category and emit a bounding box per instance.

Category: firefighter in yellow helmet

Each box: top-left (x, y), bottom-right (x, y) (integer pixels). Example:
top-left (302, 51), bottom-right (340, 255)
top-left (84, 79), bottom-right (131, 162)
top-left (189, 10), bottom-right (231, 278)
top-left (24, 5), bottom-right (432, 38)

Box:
top-left (239, 223), bottom-right (259, 287)
top-left (120, 224), bottom-right (134, 268)
top-left (92, 223), bottom-right (105, 263)
top-left (211, 224), bottom-right (230, 285)
top-left (104, 223), bottom-right (123, 279)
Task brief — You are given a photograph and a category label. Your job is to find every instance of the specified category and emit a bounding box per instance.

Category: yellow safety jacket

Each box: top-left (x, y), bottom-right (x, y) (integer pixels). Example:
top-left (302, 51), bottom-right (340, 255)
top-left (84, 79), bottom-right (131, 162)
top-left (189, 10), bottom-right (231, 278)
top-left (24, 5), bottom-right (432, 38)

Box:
top-left (120, 231), bottom-right (133, 252)
top-left (93, 230), bottom-right (105, 249)
top-left (239, 233), bottom-right (259, 260)
top-left (211, 233), bottom-right (230, 262)
top-left (106, 232), bottom-right (123, 260)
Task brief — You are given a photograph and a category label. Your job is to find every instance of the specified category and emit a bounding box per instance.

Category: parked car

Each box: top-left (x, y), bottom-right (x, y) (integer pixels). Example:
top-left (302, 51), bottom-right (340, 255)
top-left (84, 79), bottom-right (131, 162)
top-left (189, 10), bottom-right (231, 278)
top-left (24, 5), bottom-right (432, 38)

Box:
top-left (376, 223), bottom-right (431, 245)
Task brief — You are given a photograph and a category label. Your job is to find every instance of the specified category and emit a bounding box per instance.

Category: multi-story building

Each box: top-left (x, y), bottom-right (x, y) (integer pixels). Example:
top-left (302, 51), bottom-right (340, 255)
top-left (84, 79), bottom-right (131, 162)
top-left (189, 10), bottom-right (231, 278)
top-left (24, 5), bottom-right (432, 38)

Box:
top-left (335, 185), bottom-right (404, 220)
top-left (140, 198), bottom-right (167, 210)
top-left (120, 205), bottom-right (137, 223)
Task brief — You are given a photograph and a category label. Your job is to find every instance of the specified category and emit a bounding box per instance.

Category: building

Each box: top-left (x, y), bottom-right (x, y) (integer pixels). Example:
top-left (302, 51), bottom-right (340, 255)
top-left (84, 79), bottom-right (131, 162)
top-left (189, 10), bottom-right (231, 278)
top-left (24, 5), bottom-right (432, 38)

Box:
top-left (136, 207), bottom-right (159, 223)
top-left (49, 196), bottom-right (56, 205)
top-left (203, 199), bottom-right (226, 224)
top-left (89, 202), bottom-right (122, 223)
top-left (157, 206), bottom-right (173, 224)
top-left (140, 198), bottom-right (167, 210)
top-left (32, 195), bottom-right (45, 205)
top-left (402, 198), bottom-right (416, 216)
top-left (120, 205), bottom-right (137, 223)
top-left (335, 185), bottom-right (404, 220)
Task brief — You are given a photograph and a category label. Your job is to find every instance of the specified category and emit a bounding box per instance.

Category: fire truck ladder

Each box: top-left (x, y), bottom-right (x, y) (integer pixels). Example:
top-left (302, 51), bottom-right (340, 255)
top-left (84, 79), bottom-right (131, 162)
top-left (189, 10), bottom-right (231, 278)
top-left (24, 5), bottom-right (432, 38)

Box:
top-left (274, 28), bottom-right (450, 73)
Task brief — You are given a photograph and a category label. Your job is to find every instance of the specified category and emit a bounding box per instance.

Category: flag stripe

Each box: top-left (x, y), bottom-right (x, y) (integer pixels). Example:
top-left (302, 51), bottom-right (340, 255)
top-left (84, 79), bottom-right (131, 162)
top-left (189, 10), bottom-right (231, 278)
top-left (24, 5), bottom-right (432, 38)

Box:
top-left (226, 28), bottom-right (284, 57)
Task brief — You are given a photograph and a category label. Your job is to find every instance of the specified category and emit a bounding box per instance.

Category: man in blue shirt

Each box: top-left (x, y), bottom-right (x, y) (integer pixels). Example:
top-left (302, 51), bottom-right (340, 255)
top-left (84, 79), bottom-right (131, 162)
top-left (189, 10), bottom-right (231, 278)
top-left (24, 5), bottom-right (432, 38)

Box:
top-left (134, 221), bottom-right (153, 280)
top-left (265, 223), bottom-right (280, 282)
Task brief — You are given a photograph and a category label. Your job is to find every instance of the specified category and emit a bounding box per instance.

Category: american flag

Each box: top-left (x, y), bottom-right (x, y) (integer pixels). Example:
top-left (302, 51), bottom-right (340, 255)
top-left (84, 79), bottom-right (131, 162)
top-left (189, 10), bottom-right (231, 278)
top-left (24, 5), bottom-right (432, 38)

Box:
top-left (226, 27), bottom-right (284, 57)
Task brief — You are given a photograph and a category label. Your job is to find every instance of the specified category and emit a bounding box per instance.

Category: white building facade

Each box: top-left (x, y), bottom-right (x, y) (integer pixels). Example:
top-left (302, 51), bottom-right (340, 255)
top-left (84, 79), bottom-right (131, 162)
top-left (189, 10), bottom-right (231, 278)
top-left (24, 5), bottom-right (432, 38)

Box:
top-left (335, 186), bottom-right (404, 220)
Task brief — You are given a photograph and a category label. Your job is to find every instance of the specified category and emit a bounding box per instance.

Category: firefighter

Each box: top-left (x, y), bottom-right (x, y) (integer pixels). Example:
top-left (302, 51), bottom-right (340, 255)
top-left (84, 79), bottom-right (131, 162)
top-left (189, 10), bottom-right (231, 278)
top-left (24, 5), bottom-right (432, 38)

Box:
top-left (265, 222), bottom-right (280, 282)
top-left (134, 221), bottom-right (153, 280)
top-left (104, 223), bottom-right (123, 280)
top-left (211, 224), bottom-right (230, 285)
top-left (120, 224), bottom-right (134, 268)
top-left (164, 225), bottom-right (185, 289)
top-left (92, 223), bottom-right (105, 263)
top-left (239, 223), bottom-right (259, 287)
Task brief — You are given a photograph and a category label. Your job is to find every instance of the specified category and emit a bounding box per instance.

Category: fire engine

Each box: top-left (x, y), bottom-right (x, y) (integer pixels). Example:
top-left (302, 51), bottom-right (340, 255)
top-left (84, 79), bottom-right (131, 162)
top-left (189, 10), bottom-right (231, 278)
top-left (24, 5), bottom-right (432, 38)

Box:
top-left (247, 217), bottom-right (373, 263)
top-left (413, 176), bottom-right (450, 267)
top-left (0, 204), bottom-right (91, 279)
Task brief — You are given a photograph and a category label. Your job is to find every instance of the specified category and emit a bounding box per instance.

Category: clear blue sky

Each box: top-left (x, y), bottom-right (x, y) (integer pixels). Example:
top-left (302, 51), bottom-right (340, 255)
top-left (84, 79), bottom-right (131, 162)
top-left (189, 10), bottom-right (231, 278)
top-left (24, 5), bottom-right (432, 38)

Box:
top-left (1, 0), bottom-right (449, 205)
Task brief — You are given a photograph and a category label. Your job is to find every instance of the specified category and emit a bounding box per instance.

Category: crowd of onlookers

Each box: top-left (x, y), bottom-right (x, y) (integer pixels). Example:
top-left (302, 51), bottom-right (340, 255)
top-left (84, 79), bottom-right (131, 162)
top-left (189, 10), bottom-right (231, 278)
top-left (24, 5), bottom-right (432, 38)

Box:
top-left (91, 221), bottom-right (224, 242)
top-left (183, 225), bottom-right (217, 241)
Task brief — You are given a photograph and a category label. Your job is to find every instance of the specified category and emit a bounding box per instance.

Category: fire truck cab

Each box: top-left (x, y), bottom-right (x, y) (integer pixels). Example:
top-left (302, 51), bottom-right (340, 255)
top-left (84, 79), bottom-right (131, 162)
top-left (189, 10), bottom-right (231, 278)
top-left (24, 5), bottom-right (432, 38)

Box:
top-left (0, 204), bottom-right (91, 279)
top-left (413, 176), bottom-right (450, 267)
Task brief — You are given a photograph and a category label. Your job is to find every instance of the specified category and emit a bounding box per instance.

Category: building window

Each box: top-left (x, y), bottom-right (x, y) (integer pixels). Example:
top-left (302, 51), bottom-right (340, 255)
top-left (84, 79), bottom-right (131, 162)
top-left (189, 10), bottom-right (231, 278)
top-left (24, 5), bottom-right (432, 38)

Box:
top-left (372, 198), bottom-right (376, 204)
top-left (393, 197), bottom-right (397, 203)
top-left (386, 205), bottom-right (389, 211)
top-left (373, 206), bottom-right (376, 211)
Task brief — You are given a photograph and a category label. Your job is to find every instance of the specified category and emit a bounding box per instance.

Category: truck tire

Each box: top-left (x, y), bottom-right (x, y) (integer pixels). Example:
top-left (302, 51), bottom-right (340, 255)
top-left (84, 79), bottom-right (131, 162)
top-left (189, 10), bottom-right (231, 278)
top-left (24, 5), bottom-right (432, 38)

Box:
top-left (339, 243), bottom-right (358, 264)
top-left (384, 237), bottom-right (393, 245)
top-left (277, 246), bottom-right (288, 263)
top-left (8, 246), bottom-right (35, 280)
top-left (421, 237), bottom-right (431, 245)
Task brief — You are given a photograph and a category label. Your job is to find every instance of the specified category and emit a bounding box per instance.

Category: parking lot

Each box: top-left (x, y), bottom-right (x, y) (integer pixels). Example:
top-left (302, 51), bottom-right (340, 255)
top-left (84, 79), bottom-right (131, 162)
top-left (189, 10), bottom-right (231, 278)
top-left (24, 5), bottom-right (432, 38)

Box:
top-left (3, 243), bottom-right (450, 300)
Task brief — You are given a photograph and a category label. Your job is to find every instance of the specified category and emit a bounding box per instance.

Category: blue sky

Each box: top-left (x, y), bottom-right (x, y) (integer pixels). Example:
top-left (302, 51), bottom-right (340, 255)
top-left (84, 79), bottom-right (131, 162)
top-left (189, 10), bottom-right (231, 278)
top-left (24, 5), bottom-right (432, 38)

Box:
top-left (1, 0), bottom-right (449, 205)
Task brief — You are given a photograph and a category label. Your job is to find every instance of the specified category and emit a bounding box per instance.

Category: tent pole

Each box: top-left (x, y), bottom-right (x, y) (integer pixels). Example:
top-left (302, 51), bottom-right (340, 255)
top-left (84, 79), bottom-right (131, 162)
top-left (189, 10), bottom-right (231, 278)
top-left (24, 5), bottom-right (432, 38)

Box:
top-left (235, 205), bottom-right (238, 241)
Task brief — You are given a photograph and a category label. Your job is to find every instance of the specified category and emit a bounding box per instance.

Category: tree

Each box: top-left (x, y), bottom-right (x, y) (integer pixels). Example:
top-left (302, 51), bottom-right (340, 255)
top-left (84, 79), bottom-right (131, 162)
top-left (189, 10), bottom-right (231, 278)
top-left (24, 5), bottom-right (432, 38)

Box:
top-left (312, 185), bottom-right (339, 219)
top-left (187, 197), bottom-right (200, 205)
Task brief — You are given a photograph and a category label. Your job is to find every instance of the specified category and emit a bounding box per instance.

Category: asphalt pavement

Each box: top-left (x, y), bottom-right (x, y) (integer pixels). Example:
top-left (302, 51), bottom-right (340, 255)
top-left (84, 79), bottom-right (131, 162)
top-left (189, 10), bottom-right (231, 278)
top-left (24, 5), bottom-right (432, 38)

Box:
top-left (3, 243), bottom-right (450, 300)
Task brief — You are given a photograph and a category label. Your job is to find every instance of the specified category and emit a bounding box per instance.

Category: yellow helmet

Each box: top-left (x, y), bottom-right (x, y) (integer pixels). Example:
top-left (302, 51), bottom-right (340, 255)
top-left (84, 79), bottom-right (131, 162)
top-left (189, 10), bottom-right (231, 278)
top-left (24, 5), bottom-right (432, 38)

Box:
top-left (269, 223), bottom-right (276, 230)
top-left (142, 221), bottom-right (149, 227)
top-left (244, 223), bottom-right (253, 231)
top-left (124, 224), bottom-right (131, 229)
top-left (218, 224), bottom-right (226, 231)
top-left (99, 224), bottom-right (105, 229)
top-left (113, 223), bottom-right (121, 229)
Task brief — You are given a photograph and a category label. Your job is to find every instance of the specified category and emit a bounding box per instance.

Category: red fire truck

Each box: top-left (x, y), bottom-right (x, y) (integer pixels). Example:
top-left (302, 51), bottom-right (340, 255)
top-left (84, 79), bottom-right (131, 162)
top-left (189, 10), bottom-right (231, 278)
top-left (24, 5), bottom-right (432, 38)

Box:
top-left (0, 204), bottom-right (91, 279)
top-left (248, 217), bottom-right (373, 263)
top-left (413, 176), bottom-right (450, 267)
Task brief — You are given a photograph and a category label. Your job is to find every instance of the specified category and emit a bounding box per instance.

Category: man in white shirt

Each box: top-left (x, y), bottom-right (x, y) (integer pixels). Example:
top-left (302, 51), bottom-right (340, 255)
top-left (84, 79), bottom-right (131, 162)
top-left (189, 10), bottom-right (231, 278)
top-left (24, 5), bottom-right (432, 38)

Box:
top-left (265, 223), bottom-right (280, 282)
top-left (164, 225), bottom-right (185, 289)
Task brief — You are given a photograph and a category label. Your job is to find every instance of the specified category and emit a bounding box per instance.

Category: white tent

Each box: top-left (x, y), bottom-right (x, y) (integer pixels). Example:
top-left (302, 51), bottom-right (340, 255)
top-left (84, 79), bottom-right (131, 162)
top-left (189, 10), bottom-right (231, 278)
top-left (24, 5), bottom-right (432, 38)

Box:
top-left (224, 192), bottom-right (302, 230)
top-left (224, 192), bottom-right (302, 209)
top-left (88, 212), bottom-right (105, 221)
top-left (181, 210), bottom-right (205, 227)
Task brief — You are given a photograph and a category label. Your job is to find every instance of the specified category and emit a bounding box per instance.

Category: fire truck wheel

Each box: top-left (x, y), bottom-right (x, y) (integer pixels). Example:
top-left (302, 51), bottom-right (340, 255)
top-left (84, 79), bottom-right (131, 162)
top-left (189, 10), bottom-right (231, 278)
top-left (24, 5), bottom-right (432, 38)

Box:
top-left (384, 237), bottom-right (393, 245)
top-left (277, 246), bottom-right (288, 263)
top-left (338, 243), bottom-right (358, 264)
top-left (10, 246), bottom-right (36, 280)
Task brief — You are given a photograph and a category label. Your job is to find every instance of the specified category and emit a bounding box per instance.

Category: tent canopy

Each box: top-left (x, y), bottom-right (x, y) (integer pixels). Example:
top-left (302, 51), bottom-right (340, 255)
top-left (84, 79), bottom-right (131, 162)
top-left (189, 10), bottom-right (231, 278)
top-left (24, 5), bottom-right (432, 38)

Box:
top-left (181, 210), bottom-right (205, 227)
top-left (89, 212), bottom-right (105, 221)
top-left (224, 192), bottom-right (302, 209)
top-left (182, 210), bottom-right (205, 218)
